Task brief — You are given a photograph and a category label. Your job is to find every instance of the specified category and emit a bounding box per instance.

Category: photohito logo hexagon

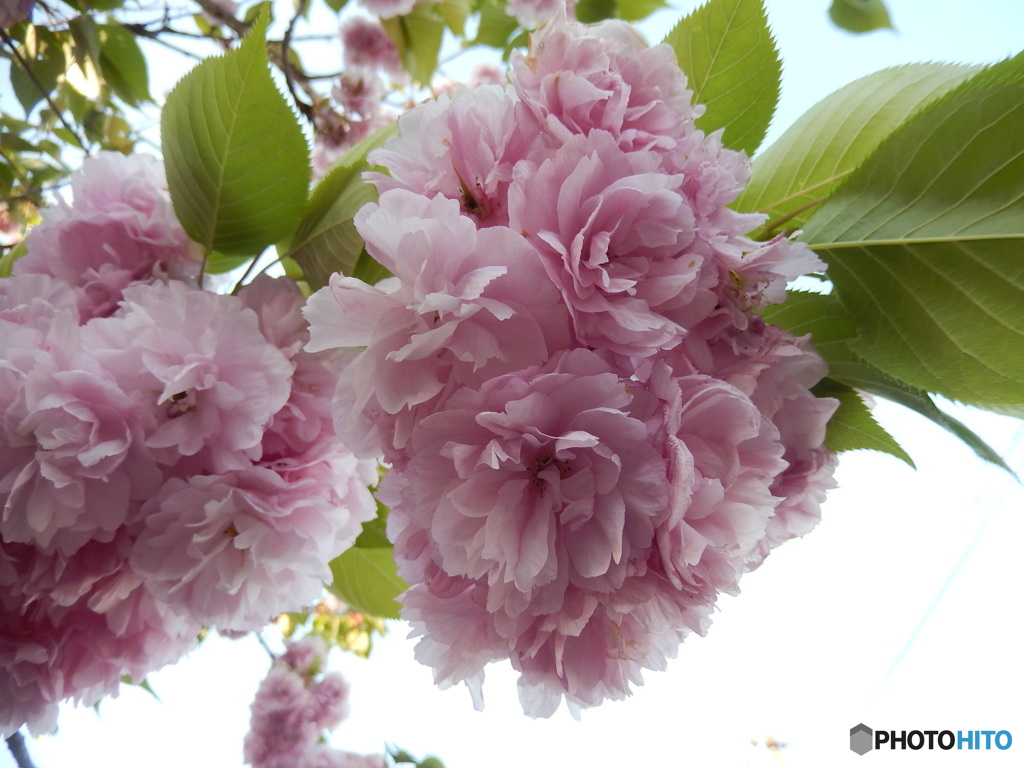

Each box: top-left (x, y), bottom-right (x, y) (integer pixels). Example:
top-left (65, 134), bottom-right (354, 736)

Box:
top-left (851, 723), bottom-right (873, 755)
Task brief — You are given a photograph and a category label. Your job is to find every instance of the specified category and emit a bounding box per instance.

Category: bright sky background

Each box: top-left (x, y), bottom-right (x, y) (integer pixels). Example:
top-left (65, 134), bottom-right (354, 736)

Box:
top-left (5, 1), bottom-right (1024, 767)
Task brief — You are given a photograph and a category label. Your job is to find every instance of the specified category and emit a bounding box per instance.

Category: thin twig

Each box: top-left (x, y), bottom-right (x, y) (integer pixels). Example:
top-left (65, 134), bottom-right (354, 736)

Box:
top-left (281, 0), bottom-right (314, 122)
top-left (0, 28), bottom-right (88, 150)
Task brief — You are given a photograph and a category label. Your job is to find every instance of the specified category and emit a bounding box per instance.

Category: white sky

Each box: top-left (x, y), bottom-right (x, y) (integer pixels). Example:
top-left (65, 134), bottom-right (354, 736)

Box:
top-left (6, 1), bottom-right (1024, 767)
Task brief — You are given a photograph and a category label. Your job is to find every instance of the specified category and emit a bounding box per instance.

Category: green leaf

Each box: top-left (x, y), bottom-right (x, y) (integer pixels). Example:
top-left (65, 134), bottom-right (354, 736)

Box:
top-left (0, 241), bottom-right (27, 278)
top-left (98, 24), bottom-right (151, 105)
top-left (802, 53), bottom-right (1024, 408)
top-left (616, 0), bottom-right (669, 22)
top-left (204, 251), bottom-right (250, 274)
top-left (324, 0), bottom-right (350, 11)
top-left (382, 5), bottom-right (445, 86)
top-left (437, 0), bottom-right (471, 36)
top-left (663, 0), bottom-right (781, 155)
top-left (9, 26), bottom-right (67, 114)
top-left (286, 123), bottom-right (396, 289)
top-left (161, 10), bottom-right (310, 256)
top-left (471, 2), bottom-right (519, 49)
top-left (735, 64), bottom-right (980, 232)
top-left (765, 291), bottom-right (1015, 474)
top-left (328, 547), bottom-right (407, 620)
top-left (575, 0), bottom-right (617, 23)
top-left (828, 0), bottom-right (893, 34)
top-left (813, 379), bottom-right (914, 466)
top-left (354, 501), bottom-right (391, 549)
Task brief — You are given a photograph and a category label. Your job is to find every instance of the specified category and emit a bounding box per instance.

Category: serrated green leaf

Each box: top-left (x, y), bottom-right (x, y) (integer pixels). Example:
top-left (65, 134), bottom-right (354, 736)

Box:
top-left (286, 124), bottom-right (395, 289)
top-left (437, 0), bottom-right (471, 35)
top-left (328, 547), bottom-right (407, 619)
top-left (98, 24), bottom-right (151, 106)
top-left (813, 379), bottom-right (914, 466)
top-left (354, 500), bottom-right (391, 548)
top-left (663, 0), bottom-right (781, 155)
top-left (765, 291), bottom-right (1016, 474)
top-left (471, 2), bottom-right (519, 49)
top-left (616, 0), bottom-right (669, 22)
top-left (351, 248), bottom-right (392, 284)
top-left (286, 164), bottom-right (372, 288)
top-left (9, 27), bottom-right (67, 114)
top-left (68, 15), bottom-right (101, 67)
top-left (382, 5), bottom-right (445, 86)
top-left (803, 53), bottom-right (1024, 408)
top-left (828, 0), bottom-right (893, 34)
top-left (575, 0), bottom-right (617, 23)
top-left (736, 64), bottom-right (980, 232)
top-left (0, 241), bottom-right (27, 278)
top-left (161, 10), bottom-right (309, 257)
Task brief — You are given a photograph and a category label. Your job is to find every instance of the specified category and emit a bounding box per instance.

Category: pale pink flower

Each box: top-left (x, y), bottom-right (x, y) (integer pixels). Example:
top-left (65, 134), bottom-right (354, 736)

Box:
top-left (367, 85), bottom-right (539, 227)
top-left (506, 0), bottom-right (571, 29)
top-left (357, 0), bottom-right (417, 19)
top-left (0, 543), bottom-right (199, 737)
top-left (310, 672), bottom-right (351, 730)
top-left (0, 308), bottom-right (161, 555)
top-left (511, 9), bottom-right (701, 156)
top-left (131, 463), bottom-right (371, 631)
top-left (304, 189), bottom-right (570, 459)
top-left (508, 129), bottom-right (705, 355)
top-left (244, 667), bottom-right (320, 768)
top-left (465, 62), bottom-right (506, 89)
top-left (340, 15), bottom-right (403, 78)
top-left (385, 350), bottom-right (797, 714)
top-left (90, 281), bottom-right (292, 473)
top-left (14, 153), bottom-right (201, 319)
top-left (0, 0), bottom-right (33, 28)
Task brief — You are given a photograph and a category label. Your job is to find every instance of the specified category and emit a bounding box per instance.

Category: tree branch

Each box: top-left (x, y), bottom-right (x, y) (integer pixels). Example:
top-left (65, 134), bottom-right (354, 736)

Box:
top-left (5, 731), bottom-right (38, 768)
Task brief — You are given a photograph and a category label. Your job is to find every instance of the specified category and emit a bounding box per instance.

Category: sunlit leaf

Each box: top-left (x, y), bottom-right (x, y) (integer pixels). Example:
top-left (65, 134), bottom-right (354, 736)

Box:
top-left (828, 0), bottom-right (893, 34)
top-left (803, 53), bottom-right (1024, 408)
top-left (98, 24), bottom-right (151, 105)
top-left (813, 379), bottom-right (914, 466)
top-left (616, 0), bottom-right (669, 22)
top-left (9, 26), bottom-right (67, 114)
top-left (766, 292), bottom-right (1017, 474)
top-left (736, 64), bottom-right (980, 233)
top-left (161, 9), bottom-right (309, 256)
top-left (382, 4), bottom-right (445, 86)
top-left (437, 0), bottom-right (471, 35)
top-left (328, 547), bottom-right (407, 620)
top-left (663, 0), bottom-right (781, 155)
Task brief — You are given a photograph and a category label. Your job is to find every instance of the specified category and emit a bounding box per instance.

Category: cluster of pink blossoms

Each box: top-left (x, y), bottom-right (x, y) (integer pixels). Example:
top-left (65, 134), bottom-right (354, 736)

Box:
top-left (305, 12), bottom-right (839, 716)
top-left (0, 153), bottom-right (378, 737)
top-left (244, 635), bottom-right (385, 768)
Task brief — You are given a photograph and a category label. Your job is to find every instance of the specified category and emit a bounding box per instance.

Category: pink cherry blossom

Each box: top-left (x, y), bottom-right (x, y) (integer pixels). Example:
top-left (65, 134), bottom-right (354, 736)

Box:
top-left (131, 463), bottom-right (373, 631)
top-left (367, 86), bottom-right (539, 227)
top-left (305, 189), bottom-right (570, 459)
top-left (340, 16), bottom-right (403, 79)
top-left (357, 0), bottom-right (417, 19)
top-left (13, 153), bottom-right (201, 320)
top-left (510, 9), bottom-right (701, 156)
top-left (508, 129), bottom-right (704, 355)
top-left (506, 0), bottom-right (574, 30)
top-left (89, 280), bottom-right (293, 473)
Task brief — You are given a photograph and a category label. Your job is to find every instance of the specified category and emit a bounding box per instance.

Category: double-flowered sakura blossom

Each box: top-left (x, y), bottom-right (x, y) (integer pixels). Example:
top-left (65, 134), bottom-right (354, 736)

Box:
top-left (1, 155), bottom-right (378, 737)
top-left (244, 636), bottom-right (386, 768)
top-left (305, 10), bottom-right (838, 716)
